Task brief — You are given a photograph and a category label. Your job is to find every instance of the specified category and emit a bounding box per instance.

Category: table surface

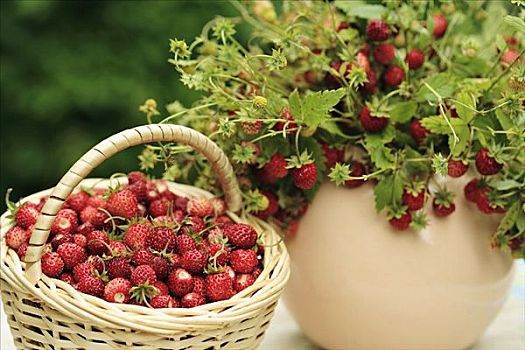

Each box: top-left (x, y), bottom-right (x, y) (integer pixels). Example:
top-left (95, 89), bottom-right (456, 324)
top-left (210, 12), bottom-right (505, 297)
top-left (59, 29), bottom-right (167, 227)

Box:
top-left (2, 262), bottom-right (524, 350)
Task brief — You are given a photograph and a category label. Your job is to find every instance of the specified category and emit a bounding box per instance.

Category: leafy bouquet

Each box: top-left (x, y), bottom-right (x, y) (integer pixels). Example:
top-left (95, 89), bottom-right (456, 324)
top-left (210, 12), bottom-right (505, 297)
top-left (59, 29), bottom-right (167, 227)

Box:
top-left (139, 0), bottom-right (525, 258)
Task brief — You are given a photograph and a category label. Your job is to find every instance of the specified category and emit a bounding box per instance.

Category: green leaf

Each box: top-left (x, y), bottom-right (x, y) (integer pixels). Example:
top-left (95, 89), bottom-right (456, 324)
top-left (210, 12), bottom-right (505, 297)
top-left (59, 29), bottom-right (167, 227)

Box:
top-left (495, 109), bottom-right (514, 131)
top-left (265, 89), bottom-right (287, 116)
top-left (490, 179), bottom-right (523, 191)
top-left (374, 173), bottom-right (404, 212)
top-left (504, 15), bottom-right (525, 34)
top-left (496, 201), bottom-right (520, 237)
top-left (288, 90), bottom-right (302, 118)
top-left (298, 89), bottom-right (345, 128)
top-left (319, 120), bottom-right (352, 139)
top-left (455, 91), bottom-right (476, 123)
top-left (334, 0), bottom-right (386, 19)
top-left (416, 74), bottom-right (456, 102)
top-left (449, 123), bottom-right (470, 157)
top-left (365, 128), bottom-right (396, 170)
top-left (517, 209), bottom-right (525, 233)
top-left (390, 101), bottom-right (418, 123)
top-left (420, 116), bottom-right (450, 134)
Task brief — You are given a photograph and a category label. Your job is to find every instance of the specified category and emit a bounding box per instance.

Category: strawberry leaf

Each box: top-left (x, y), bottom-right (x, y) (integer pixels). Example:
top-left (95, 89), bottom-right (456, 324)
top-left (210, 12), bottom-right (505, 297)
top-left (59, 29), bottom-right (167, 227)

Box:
top-left (295, 89), bottom-right (345, 128)
top-left (495, 201), bottom-right (520, 237)
top-left (504, 15), bottom-right (525, 34)
top-left (455, 91), bottom-right (476, 123)
top-left (335, 0), bottom-right (386, 19)
top-left (374, 173), bottom-right (403, 211)
top-left (390, 101), bottom-right (418, 123)
top-left (416, 73), bottom-right (456, 102)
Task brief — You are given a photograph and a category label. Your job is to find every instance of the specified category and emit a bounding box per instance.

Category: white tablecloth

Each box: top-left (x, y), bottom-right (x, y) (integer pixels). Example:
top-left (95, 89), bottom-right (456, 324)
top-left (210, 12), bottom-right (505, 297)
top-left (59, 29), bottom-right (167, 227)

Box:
top-left (2, 262), bottom-right (524, 350)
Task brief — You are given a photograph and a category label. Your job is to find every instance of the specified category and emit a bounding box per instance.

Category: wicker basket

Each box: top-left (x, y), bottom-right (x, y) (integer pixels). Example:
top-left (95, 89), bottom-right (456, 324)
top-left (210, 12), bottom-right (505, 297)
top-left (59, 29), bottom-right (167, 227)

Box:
top-left (0, 124), bottom-right (290, 350)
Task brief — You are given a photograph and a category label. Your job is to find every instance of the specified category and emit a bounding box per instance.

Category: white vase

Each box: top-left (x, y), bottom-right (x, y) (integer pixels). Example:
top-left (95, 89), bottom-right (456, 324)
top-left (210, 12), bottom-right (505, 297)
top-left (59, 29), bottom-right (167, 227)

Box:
top-left (283, 177), bottom-right (514, 350)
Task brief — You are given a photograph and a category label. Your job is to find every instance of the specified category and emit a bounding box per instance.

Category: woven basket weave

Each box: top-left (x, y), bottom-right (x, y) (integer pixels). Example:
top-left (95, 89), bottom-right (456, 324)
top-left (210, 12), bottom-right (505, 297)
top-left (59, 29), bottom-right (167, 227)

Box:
top-left (0, 124), bottom-right (289, 350)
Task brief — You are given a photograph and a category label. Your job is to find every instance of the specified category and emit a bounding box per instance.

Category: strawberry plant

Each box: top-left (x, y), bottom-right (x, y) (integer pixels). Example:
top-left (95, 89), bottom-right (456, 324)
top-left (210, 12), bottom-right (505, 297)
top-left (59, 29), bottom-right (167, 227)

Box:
top-left (138, 1), bottom-right (524, 258)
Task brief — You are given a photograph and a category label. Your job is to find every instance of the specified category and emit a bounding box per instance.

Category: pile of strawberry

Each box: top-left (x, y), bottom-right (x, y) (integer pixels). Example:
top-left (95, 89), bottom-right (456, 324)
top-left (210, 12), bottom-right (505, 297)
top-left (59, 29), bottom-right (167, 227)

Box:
top-left (4, 171), bottom-right (264, 308)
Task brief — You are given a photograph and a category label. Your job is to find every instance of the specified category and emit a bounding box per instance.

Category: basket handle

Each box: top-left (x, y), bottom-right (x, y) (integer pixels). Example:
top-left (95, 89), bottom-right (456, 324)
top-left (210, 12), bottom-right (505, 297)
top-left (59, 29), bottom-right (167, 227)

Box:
top-left (24, 124), bottom-right (242, 284)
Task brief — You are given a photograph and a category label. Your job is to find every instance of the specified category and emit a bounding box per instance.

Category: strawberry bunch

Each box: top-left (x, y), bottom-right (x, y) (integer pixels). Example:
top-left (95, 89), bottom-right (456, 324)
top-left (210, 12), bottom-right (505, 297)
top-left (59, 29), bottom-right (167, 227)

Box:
top-left (4, 171), bottom-right (264, 307)
top-left (140, 1), bottom-right (524, 257)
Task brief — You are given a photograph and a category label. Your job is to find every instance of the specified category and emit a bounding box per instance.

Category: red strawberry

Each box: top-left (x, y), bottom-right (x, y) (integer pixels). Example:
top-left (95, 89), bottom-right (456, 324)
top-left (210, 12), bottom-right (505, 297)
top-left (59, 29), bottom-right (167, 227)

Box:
top-left (476, 188), bottom-right (503, 214)
top-left (223, 223), bottom-right (258, 249)
top-left (384, 65), bottom-right (405, 87)
top-left (274, 107), bottom-right (298, 133)
top-left (14, 203), bottom-right (39, 229)
top-left (253, 267), bottom-right (262, 279)
top-left (242, 120), bottom-right (262, 135)
top-left (124, 223), bottom-right (153, 251)
top-left (174, 196), bottom-right (189, 210)
top-left (409, 119), bottom-right (429, 143)
top-left (402, 189), bottom-right (426, 211)
top-left (336, 21), bottom-right (349, 32)
top-left (389, 211), bottom-right (412, 231)
top-left (406, 49), bottom-right (425, 70)
top-left (509, 236), bottom-right (523, 252)
top-left (234, 273), bottom-right (256, 292)
top-left (51, 211), bottom-right (77, 236)
top-left (447, 159), bottom-right (468, 177)
top-left (41, 252), bottom-right (64, 277)
top-left (501, 50), bottom-right (519, 66)
top-left (59, 272), bottom-right (75, 285)
top-left (128, 171), bottom-right (147, 184)
top-left (224, 266), bottom-right (236, 280)
top-left (180, 216), bottom-right (206, 235)
top-left (181, 292), bottom-right (206, 308)
top-left (131, 265), bottom-right (157, 286)
top-left (86, 230), bottom-right (110, 256)
top-left (148, 199), bottom-right (171, 218)
top-left (207, 243), bottom-right (230, 266)
top-left (80, 206), bottom-right (108, 228)
top-left (16, 242), bottom-right (28, 259)
top-left (322, 144), bottom-right (344, 169)
top-left (153, 281), bottom-right (170, 296)
top-left (291, 163), bottom-right (317, 190)
top-left (260, 153), bottom-right (288, 183)
top-left (107, 257), bottom-right (132, 280)
top-left (230, 249), bottom-right (258, 274)
top-left (176, 234), bottom-right (197, 254)
top-left (104, 278), bottom-right (132, 303)
top-left (151, 295), bottom-right (178, 308)
top-left (211, 198), bottom-right (226, 216)
top-left (432, 14), bottom-right (448, 38)
top-left (65, 191), bottom-right (90, 213)
top-left (109, 241), bottom-right (127, 256)
top-left (373, 43), bottom-right (395, 65)
top-left (464, 179), bottom-right (480, 202)
top-left (77, 275), bottom-right (105, 297)
top-left (432, 189), bottom-right (455, 217)
top-left (187, 197), bottom-right (214, 217)
top-left (356, 51), bottom-right (371, 73)
top-left (106, 189), bottom-right (138, 219)
top-left (367, 19), bottom-right (390, 41)
top-left (168, 268), bottom-right (194, 296)
top-left (361, 69), bottom-right (378, 94)
top-left (86, 195), bottom-right (106, 208)
top-left (345, 161), bottom-right (366, 188)
top-left (73, 234), bottom-right (87, 248)
top-left (128, 180), bottom-right (148, 202)
top-left (50, 233), bottom-right (73, 251)
top-left (131, 249), bottom-right (154, 266)
top-left (215, 215), bottom-right (233, 228)
top-left (150, 256), bottom-right (170, 280)
top-left (254, 190), bottom-right (279, 219)
top-left (147, 226), bottom-right (176, 252)
top-left (73, 261), bottom-right (95, 282)
top-left (205, 272), bottom-right (234, 302)
top-left (360, 106), bottom-right (388, 133)
top-left (76, 222), bottom-right (95, 236)
top-left (180, 249), bottom-right (207, 274)
top-left (5, 226), bottom-right (30, 250)
top-left (475, 148), bottom-right (502, 175)
top-left (57, 243), bottom-right (87, 270)
top-left (192, 276), bottom-right (205, 295)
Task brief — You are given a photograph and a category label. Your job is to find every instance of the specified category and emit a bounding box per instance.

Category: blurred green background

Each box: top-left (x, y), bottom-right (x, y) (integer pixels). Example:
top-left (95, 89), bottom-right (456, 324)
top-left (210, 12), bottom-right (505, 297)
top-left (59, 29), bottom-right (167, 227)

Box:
top-left (0, 1), bottom-right (242, 210)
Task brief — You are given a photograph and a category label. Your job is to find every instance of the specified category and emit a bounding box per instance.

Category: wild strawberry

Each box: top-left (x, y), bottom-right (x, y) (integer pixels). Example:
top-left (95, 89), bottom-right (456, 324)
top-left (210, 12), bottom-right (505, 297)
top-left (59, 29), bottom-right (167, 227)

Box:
top-left (409, 119), bottom-right (429, 143)
top-left (464, 179), bottom-right (480, 202)
top-left (406, 49), bottom-right (425, 70)
top-left (230, 249), bottom-right (258, 274)
top-left (192, 276), bottom-right (205, 295)
top-left (65, 191), bottom-right (90, 213)
top-left (14, 202), bottom-right (39, 229)
top-left (509, 236), bottom-right (523, 252)
top-left (291, 163), bottom-right (317, 190)
top-left (253, 267), bottom-right (262, 279)
top-left (447, 159), bottom-right (468, 177)
top-left (476, 187), bottom-right (504, 214)
top-left (360, 106), bottom-right (388, 133)
top-left (50, 233), bottom-right (73, 250)
top-left (176, 234), bottom-right (197, 255)
top-left (207, 243), bottom-right (230, 267)
top-left (128, 171), bottom-right (147, 184)
top-left (432, 189), bottom-right (455, 217)
top-left (51, 211), bottom-right (77, 236)
top-left (345, 161), bottom-right (366, 188)
top-left (168, 268), bottom-right (194, 296)
top-left (275, 107), bottom-right (297, 133)
top-left (16, 242), bottom-right (28, 259)
top-left (148, 199), bottom-right (171, 218)
top-left (210, 198), bottom-right (226, 217)
top-left (86, 195), bottom-right (106, 209)
top-left (73, 261), bottom-right (95, 282)
top-left (242, 120), bottom-right (263, 135)
top-left (107, 257), bottom-right (132, 280)
top-left (356, 51), bottom-right (371, 72)
top-left (223, 223), bottom-right (258, 249)
top-left (402, 188), bottom-right (426, 211)
top-left (5, 226), bottom-right (30, 250)
top-left (73, 234), bottom-right (87, 248)
top-left (59, 272), bottom-right (75, 285)
top-left (57, 243), bottom-right (87, 270)
top-left (260, 153), bottom-right (288, 183)
top-left (432, 14), bottom-right (448, 38)
top-left (181, 292), bottom-right (206, 308)
top-left (76, 222), bottom-right (95, 235)
top-left (361, 69), bottom-right (378, 94)
top-left (88, 255), bottom-right (104, 273)
top-left (205, 272), bottom-right (234, 302)
top-left (147, 226), bottom-right (176, 252)
top-left (475, 148), bottom-right (502, 175)
top-left (254, 190), bottom-right (279, 219)
top-left (80, 206), bottom-right (108, 229)
top-left (109, 241), bottom-right (127, 256)
top-left (373, 43), bottom-right (395, 65)
top-left (153, 281), bottom-right (170, 296)
top-left (224, 266), bottom-right (236, 280)
top-left (384, 65), bottom-right (405, 87)
top-left (174, 196), bottom-right (188, 210)
top-left (151, 295), bottom-right (177, 308)
top-left (388, 211), bottom-right (412, 231)
top-left (322, 144), bottom-right (344, 169)
top-left (106, 189), bottom-right (138, 219)
top-left (131, 265), bottom-right (157, 286)
top-left (180, 249), bottom-right (207, 274)
top-left (151, 256), bottom-right (170, 280)
top-left (367, 19), bottom-right (389, 41)
top-left (215, 215), bottom-right (233, 228)
top-left (234, 274), bottom-right (256, 292)
top-left (336, 21), bottom-right (349, 32)
top-left (187, 197), bottom-right (214, 217)
top-left (77, 275), bottom-right (105, 297)
top-left (86, 230), bottom-right (110, 256)
top-left (131, 249), bottom-right (154, 266)
top-left (180, 216), bottom-right (205, 235)
top-left (41, 252), bottom-right (64, 277)
top-left (104, 278), bottom-right (131, 303)
top-left (124, 223), bottom-right (153, 250)
top-left (501, 50), bottom-right (519, 66)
